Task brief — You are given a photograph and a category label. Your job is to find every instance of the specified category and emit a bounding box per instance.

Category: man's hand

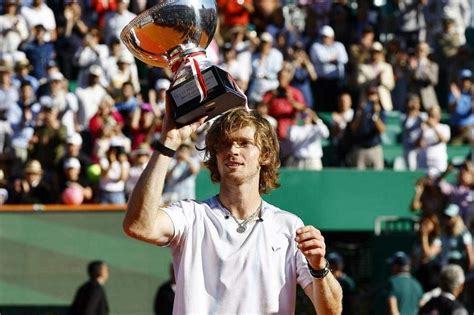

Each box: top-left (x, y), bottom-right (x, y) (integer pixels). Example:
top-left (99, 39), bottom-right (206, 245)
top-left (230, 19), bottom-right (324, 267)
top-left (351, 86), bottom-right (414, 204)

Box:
top-left (295, 226), bottom-right (326, 269)
top-left (160, 96), bottom-right (206, 150)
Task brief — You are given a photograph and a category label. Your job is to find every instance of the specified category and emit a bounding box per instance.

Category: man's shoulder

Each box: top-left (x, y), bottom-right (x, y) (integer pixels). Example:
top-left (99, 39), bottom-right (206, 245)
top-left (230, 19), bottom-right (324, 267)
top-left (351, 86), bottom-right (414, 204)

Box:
top-left (263, 202), bottom-right (304, 225)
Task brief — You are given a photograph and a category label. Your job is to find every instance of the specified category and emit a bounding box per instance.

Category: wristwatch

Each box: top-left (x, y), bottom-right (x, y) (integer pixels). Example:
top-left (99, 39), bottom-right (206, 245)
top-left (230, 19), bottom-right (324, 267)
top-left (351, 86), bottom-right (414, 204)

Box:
top-left (308, 259), bottom-right (330, 279)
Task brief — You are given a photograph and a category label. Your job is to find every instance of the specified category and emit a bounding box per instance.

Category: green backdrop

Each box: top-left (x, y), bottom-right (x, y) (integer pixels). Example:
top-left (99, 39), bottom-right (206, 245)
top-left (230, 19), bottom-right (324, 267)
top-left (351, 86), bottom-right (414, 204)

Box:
top-left (0, 169), bottom-right (425, 314)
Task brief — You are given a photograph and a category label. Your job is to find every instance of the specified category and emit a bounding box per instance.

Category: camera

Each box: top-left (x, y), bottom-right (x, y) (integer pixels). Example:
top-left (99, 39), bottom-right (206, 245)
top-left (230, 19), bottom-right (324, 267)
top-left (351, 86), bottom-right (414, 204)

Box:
top-left (110, 145), bottom-right (125, 155)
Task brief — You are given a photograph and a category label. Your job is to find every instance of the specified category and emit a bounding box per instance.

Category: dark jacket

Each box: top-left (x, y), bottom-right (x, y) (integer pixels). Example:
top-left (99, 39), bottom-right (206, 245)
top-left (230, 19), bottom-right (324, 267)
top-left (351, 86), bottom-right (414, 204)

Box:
top-left (69, 280), bottom-right (109, 315)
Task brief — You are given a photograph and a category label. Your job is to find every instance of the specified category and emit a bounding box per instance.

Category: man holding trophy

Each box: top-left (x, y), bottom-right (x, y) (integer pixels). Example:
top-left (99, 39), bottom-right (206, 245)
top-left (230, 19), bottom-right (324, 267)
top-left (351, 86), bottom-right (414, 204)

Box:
top-left (122, 1), bottom-right (342, 314)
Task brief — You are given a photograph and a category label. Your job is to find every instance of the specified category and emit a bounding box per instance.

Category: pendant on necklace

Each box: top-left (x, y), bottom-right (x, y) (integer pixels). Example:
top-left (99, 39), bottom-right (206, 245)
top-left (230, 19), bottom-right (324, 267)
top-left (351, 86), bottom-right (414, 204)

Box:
top-left (236, 225), bottom-right (246, 233)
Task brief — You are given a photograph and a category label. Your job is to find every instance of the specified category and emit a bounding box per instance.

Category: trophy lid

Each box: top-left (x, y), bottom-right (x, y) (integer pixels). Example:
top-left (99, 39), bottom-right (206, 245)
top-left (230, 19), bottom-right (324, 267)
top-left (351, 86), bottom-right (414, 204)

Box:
top-left (120, 0), bottom-right (217, 68)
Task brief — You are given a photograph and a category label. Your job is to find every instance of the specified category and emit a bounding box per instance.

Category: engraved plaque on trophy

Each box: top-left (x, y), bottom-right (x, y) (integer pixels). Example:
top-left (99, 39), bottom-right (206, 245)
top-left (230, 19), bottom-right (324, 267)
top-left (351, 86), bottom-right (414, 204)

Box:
top-left (120, 0), bottom-right (247, 126)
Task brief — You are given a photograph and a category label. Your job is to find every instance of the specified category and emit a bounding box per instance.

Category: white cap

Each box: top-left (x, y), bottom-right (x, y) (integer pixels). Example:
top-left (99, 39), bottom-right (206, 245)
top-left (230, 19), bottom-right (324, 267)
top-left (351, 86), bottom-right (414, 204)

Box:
top-left (155, 78), bottom-right (171, 91)
top-left (371, 41), bottom-right (384, 52)
top-left (39, 95), bottom-right (54, 109)
top-left (89, 65), bottom-right (103, 76)
top-left (67, 132), bottom-right (83, 146)
top-left (63, 157), bottom-right (81, 170)
top-left (320, 25), bottom-right (335, 38)
top-left (260, 32), bottom-right (273, 43)
top-left (49, 71), bottom-right (64, 81)
top-left (118, 54), bottom-right (134, 64)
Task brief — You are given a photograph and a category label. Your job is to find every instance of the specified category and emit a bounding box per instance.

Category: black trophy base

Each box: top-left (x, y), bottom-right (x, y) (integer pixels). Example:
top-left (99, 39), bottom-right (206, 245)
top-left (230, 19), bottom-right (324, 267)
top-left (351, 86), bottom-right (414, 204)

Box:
top-left (168, 65), bottom-right (247, 126)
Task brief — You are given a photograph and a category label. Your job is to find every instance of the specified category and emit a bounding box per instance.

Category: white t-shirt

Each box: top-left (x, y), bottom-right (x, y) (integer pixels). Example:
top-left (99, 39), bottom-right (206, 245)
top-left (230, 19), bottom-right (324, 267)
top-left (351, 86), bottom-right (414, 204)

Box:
top-left (75, 84), bottom-right (107, 130)
top-left (162, 197), bottom-right (313, 315)
top-left (99, 158), bottom-right (130, 192)
top-left (287, 123), bottom-right (330, 159)
top-left (417, 123), bottom-right (451, 173)
top-left (20, 4), bottom-right (55, 38)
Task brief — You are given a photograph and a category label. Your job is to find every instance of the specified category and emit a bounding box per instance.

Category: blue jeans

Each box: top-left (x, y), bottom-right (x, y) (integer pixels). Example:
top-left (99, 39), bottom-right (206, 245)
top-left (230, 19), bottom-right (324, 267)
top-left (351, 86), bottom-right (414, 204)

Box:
top-left (99, 190), bottom-right (126, 204)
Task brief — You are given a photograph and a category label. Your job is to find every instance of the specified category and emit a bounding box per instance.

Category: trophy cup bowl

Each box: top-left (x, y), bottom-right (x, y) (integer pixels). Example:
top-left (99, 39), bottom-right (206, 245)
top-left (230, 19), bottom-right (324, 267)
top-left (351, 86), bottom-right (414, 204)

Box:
top-left (120, 0), bottom-right (247, 126)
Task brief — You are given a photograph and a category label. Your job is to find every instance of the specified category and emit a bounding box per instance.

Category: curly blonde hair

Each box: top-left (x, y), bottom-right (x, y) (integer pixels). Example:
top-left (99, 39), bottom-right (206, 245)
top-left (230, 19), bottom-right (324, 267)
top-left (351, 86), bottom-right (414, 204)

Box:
top-left (203, 108), bottom-right (280, 194)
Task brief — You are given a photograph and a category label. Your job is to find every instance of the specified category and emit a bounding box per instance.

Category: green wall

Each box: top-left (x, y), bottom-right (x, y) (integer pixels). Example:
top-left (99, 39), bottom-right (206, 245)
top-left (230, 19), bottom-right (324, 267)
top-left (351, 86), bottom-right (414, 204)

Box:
top-left (197, 168), bottom-right (424, 231)
top-left (0, 169), bottom-right (425, 313)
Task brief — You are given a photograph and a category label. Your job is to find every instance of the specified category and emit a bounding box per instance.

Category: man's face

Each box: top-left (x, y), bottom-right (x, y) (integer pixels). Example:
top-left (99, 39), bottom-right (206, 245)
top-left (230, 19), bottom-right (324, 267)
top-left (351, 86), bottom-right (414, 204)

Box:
top-left (215, 126), bottom-right (262, 185)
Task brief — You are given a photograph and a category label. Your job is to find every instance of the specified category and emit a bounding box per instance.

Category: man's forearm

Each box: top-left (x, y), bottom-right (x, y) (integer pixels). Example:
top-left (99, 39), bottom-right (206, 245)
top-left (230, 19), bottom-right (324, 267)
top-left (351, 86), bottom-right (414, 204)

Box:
top-left (124, 151), bottom-right (173, 236)
top-left (311, 272), bottom-right (343, 315)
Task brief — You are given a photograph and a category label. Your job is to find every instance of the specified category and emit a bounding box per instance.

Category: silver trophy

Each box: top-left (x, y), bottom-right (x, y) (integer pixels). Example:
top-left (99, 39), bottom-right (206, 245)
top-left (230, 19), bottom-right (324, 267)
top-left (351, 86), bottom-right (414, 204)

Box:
top-left (120, 0), bottom-right (247, 126)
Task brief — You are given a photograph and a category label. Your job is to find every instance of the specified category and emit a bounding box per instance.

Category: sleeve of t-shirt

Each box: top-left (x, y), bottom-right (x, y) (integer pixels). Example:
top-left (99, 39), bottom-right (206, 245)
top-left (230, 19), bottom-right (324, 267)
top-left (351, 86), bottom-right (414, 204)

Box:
top-left (160, 200), bottom-right (194, 248)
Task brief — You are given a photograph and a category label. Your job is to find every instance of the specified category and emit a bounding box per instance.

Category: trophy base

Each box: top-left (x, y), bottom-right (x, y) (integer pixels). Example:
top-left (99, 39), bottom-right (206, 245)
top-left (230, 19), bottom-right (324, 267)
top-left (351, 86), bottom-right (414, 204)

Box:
top-left (168, 65), bottom-right (247, 126)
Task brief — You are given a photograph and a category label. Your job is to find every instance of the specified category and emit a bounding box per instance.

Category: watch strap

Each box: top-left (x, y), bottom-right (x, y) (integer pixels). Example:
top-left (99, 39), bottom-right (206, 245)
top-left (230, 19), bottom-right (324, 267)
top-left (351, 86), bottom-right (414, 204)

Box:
top-left (153, 141), bottom-right (176, 157)
top-left (308, 259), bottom-right (330, 279)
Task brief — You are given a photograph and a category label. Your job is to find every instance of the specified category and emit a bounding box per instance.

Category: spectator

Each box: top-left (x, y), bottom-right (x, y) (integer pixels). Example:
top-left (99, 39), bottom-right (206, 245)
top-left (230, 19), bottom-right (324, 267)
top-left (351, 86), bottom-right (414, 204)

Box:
top-left (74, 28), bottom-right (108, 88)
top-left (448, 69), bottom-right (474, 144)
top-left (401, 94), bottom-right (427, 171)
top-left (247, 32), bottom-right (283, 106)
top-left (60, 157), bottom-right (93, 204)
top-left (261, 62), bottom-right (306, 159)
top-left (309, 25), bottom-right (348, 111)
top-left (11, 81), bottom-right (39, 164)
top-left (348, 86), bottom-right (386, 170)
top-left (55, 0), bottom-right (89, 80)
top-left (0, 61), bottom-right (20, 129)
top-left (162, 143), bottom-right (200, 204)
top-left (425, 1), bottom-right (471, 45)
top-left (103, 0), bottom-right (136, 46)
top-left (75, 65), bottom-right (108, 131)
top-left (20, 0), bottom-right (56, 41)
top-left (153, 263), bottom-right (175, 315)
top-left (434, 16), bottom-right (462, 107)
top-left (89, 95), bottom-right (124, 142)
top-left (385, 251), bottom-right (423, 315)
top-left (12, 58), bottom-right (39, 92)
top-left (149, 78), bottom-right (170, 115)
top-left (410, 173), bottom-right (448, 216)
top-left (219, 42), bottom-right (250, 92)
top-left (419, 264), bottom-right (468, 315)
top-left (290, 43), bottom-right (317, 109)
top-left (69, 260), bottom-right (110, 315)
top-left (21, 24), bottom-right (55, 81)
top-left (28, 96), bottom-right (68, 174)
top-left (395, 0), bottom-right (428, 49)
top-left (386, 38), bottom-right (410, 111)
top-left (416, 105), bottom-right (451, 174)
top-left (286, 109), bottom-right (329, 170)
top-left (406, 42), bottom-right (439, 111)
top-left (55, 132), bottom-right (92, 190)
top-left (347, 26), bottom-right (375, 96)
top-left (217, 0), bottom-right (254, 41)
top-left (130, 103), bottom-right (160, 150)
top-left (440, 204), bottom-right (474, 271)
top-left (6, 159), bottom-right (56, 204)
top-left (107, 53), bottom-right (140, 97)
top-left (98, 141), bottom-right (130, 204)
top-left (439, 161), bottom-right (474, 222)
top-left (412, 214), bottom-right (442, 291)
top-left (0, 0), bottom-right (29, 57)
top-left (125, 143), bottom-right (151, 199)
top-left (46, 72), bottom-right (79, 136)
top-left (331, 92), bottom-right (354, 166)
top-left (326, 252), bottom-right (356, 315)
top-left (357, 41), bottom-right (395, 112)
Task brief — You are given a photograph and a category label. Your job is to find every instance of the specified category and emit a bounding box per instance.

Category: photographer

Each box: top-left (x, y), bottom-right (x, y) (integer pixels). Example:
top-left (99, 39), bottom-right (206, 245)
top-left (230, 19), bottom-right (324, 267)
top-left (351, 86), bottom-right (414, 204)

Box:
top-left (261, 62), bottom-right (306, 160)
top-left (98, 141), bottom-right (130, 204)
top-left (349, 85), bottom-right (386, 170)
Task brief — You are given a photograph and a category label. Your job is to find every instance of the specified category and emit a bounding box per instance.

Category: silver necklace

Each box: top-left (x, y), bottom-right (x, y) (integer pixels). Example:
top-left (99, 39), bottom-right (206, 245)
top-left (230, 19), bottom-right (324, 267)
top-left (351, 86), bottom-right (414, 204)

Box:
top-left (217, 197), bottom-right (262, 233)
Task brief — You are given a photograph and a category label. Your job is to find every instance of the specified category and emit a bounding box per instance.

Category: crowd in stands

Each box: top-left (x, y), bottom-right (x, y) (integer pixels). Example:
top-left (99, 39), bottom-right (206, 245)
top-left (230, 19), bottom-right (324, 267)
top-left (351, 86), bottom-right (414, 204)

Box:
top-left (0, 0), bottom-right (473, 204)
